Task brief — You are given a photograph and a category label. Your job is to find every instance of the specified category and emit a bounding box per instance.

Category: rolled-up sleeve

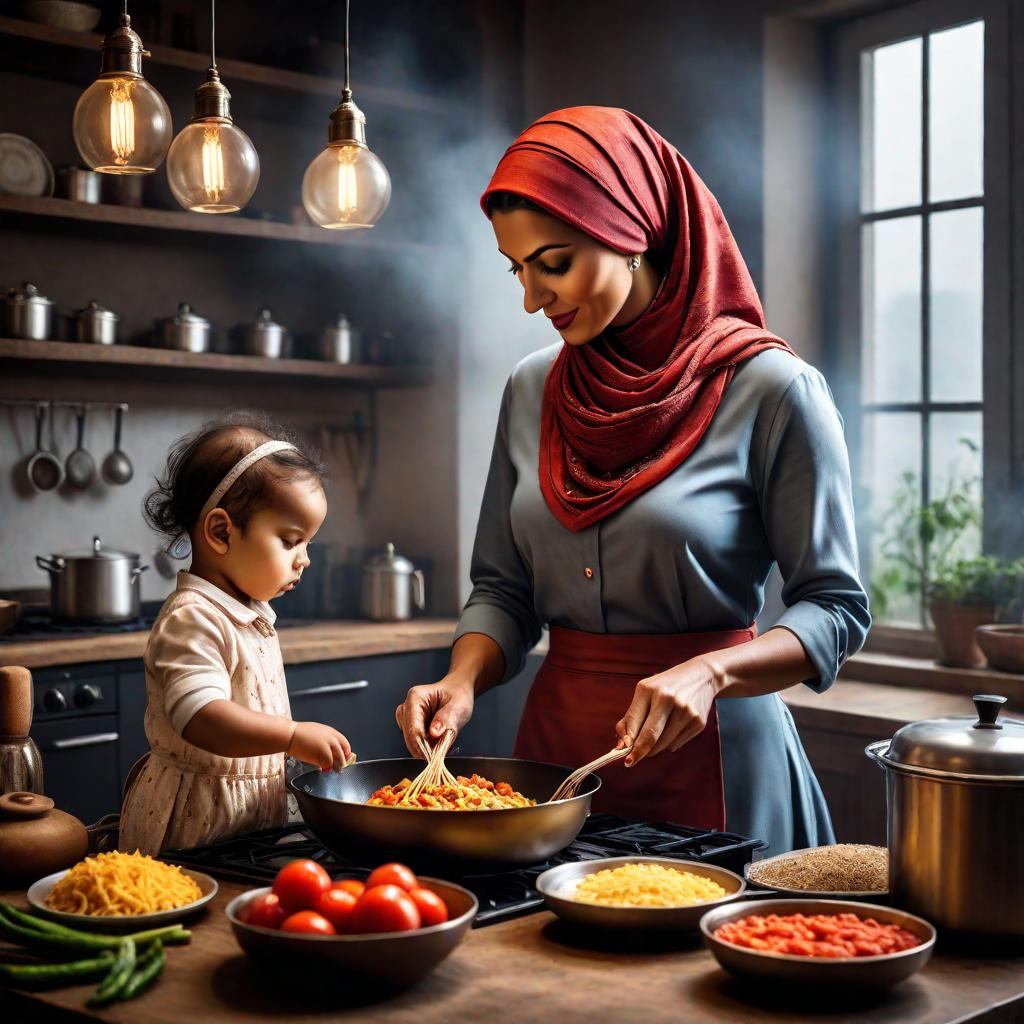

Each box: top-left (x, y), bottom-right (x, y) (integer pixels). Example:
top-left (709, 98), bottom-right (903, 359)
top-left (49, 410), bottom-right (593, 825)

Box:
top-left (149, 603), bottom-right (234, 734)
top-left (758, 369), bottom-right (871, 692)
top-left (454, 381), bottom-right (543, 682)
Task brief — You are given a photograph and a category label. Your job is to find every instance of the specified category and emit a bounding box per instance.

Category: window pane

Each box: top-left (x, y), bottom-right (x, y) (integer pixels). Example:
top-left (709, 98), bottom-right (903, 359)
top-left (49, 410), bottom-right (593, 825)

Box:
top-left (929, 412), bottom-right (983, 561)
top-left (863, 37), bottom-right (922, 212)
top-left (930, 207), bottom-right (983, 402)
top-left (864, 412), bottom-right (923, 624)
top-left (929, 21), bottom-right (984, 202)
top-left (862, 216), bottom-right (922, 403)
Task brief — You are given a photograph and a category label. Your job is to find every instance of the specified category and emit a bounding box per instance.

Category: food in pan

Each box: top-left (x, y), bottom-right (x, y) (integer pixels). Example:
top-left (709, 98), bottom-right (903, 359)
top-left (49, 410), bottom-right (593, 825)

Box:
top-left (572, 863), bottom-right (727, 908)
top-left (747, 845), bottom-right (888, 893)
top-left (714, 911), bottom-right (922, 958)
top-left (45, 851), bottom-right (202, 916)
top-left (366, 773), bottom-right (536, 810)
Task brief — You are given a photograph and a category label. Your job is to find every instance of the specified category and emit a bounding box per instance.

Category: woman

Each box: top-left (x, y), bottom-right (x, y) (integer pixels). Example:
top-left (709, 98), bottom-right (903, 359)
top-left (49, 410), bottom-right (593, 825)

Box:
top-left (397, 107), bottom-right (870, 853)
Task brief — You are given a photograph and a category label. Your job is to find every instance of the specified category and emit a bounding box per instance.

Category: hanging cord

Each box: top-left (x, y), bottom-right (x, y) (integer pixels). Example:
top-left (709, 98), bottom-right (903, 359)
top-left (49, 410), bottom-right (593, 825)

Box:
top-left (342, 0), bottom-right (351, 100)
top-left (210, 0), bottom-right (217, 69)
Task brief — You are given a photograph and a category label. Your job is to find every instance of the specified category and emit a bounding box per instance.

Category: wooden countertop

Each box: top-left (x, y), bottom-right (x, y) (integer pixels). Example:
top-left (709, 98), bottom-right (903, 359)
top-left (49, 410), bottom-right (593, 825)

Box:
top-left (2, 882), bottom-right (1022, 1023)
top-left (0, 619), bottom-right (459, 670)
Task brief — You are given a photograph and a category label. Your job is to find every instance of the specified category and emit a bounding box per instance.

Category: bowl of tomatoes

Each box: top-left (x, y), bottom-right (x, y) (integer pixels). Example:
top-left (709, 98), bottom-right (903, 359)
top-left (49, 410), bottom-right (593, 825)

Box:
top-left (226, 859), bottom-right (478, 990)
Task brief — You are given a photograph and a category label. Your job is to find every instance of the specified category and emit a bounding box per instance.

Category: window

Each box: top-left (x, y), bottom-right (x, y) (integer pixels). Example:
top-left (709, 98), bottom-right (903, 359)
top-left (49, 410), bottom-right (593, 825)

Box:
top-left (834, 1), bottom-right (1011, 626)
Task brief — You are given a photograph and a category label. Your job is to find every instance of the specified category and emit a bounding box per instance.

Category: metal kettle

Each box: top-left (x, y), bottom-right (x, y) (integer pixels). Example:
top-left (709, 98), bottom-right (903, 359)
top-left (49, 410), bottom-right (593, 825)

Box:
top-left (0, 666), bottom-right (43, 798)
top-left (361, 543), bottom-right (425, 621)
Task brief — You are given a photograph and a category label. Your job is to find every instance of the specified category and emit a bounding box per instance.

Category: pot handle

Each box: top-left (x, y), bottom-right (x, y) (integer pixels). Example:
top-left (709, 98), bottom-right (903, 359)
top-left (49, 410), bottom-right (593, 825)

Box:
top-left (865, 739), bottom-right (890, 767)
top-left (411, 569), bottom-right (425, 611)
top-left (35, 555), bottom-right (64, 575)
top-left (130, 565), bottom-right (150, 582)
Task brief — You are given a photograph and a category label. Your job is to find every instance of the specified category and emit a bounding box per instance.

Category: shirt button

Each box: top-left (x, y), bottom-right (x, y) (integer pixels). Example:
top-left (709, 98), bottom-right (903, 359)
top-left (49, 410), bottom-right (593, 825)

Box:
top-left (584, 567), bottom-right (594, 580)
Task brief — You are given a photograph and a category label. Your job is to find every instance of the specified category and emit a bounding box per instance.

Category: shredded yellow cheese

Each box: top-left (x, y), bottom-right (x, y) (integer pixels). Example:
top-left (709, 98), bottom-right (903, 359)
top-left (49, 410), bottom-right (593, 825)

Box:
top-left (46, 851), bottom-right (202, 916)
top-left (573, 863), bottom-right (727, 908)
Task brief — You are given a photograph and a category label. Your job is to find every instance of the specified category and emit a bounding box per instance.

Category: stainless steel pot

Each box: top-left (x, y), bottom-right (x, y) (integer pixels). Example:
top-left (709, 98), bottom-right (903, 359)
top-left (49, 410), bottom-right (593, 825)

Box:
top-left (318, 314), bottom-right (358, 363)
top-left (4, 283), bottom-right (53, 340)
top-left (239, 308), bottom-right (287, 358)
top-left (158, 302), bottom-right (210, 352)
top-left (35, 536), bottom-right (148, 623)
top-left (75, 300), bottom-right (118, 345)
top-left (361, 543), bottom-right (424, 621)
top-left (866, 694), bottom-right (1024, 937)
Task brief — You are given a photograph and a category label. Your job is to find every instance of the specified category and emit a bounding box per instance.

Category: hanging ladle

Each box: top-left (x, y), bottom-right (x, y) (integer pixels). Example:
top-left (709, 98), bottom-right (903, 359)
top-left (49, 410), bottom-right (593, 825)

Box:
top-left (64, 405), bottom-right (95, 490)
top-left (101, 404), bottom-right (133, 486)
top-left (26, 402), bottom-right (64, 493)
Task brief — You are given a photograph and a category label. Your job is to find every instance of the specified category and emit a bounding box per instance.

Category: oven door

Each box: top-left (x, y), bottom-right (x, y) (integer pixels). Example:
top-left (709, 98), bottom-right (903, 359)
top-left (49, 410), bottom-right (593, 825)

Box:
top-left (32, 715), bottom-right (121, 826)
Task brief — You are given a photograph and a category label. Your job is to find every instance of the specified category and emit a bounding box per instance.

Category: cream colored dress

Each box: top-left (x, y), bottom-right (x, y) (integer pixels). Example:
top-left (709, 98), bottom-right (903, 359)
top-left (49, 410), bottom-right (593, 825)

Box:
top-left (119, 572), bottom-right (292, 855)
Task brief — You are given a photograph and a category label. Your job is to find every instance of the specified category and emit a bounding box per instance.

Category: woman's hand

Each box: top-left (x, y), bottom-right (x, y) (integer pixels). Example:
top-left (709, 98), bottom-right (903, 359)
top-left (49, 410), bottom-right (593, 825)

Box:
top-left (615, 657), bottom-right (719, 765)
top-left (395, 675), bottom-right (476, 757)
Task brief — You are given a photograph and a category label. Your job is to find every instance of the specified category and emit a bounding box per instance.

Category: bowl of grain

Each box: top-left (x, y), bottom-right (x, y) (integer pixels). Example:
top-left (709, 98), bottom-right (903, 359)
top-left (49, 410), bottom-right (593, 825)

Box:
top-left (536, 856), bottom-right (746, 930)
top-left (745, 844), bottom-right (888, 900)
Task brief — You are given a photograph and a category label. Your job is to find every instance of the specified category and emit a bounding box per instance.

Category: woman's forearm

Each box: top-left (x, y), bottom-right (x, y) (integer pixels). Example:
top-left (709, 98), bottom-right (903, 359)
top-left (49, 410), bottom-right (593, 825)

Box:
top-left (701, 627), bottom-right (817, 699)
top-left (448, 632), bottom-right (506, 695)
top-left (182, 699), bottom-right (293, 757)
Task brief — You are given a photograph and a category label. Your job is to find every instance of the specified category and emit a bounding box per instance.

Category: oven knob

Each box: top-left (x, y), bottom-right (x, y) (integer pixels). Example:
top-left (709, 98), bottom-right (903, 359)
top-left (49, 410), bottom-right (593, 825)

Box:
top-left (73, 684), bottom-right (101, 709)
top-left (43, 688), bottom-right (67, 712)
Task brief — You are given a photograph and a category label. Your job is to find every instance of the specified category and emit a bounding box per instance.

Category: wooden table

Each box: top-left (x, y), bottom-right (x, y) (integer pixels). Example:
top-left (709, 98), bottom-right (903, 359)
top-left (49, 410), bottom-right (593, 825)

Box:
top-left (3, 882), bottom-right (1023, 1024)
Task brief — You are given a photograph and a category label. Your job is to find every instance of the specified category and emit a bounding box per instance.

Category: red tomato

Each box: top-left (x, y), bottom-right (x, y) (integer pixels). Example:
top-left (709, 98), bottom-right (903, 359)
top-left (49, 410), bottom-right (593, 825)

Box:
top-left (331, 878), bottom-right (366, 899)
top-left (244, 891), bottom-right (287, 930)
top-left (272, 859), bottom-right (331, 914)
top-left (365, 862), bottom-right (418, 893)
top-left (349, 884), bottom-right (421, 934)
top-left (408, 887), bottom-right (448, 927)
top-left (280, 910), bottom-right (336, 936)
top-left (315, 888), bottom-right (358, 931)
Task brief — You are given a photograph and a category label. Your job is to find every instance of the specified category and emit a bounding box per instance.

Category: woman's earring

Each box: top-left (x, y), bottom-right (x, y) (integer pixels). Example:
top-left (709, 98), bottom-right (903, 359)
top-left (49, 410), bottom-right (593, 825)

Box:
top-left (627, 254), bottom-right (642, 273)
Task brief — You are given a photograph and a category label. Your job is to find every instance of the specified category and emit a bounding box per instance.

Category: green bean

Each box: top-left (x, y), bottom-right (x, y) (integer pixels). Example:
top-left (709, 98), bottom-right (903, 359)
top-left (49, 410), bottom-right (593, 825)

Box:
top-left (0, 953), bottom-right (114, 989)
top-left (87, 938), bottom-right (135, 1008)
top-left (0, 903), bottom-right (190, 952)
top-left (119, 940), bottom-right (165, 1001)
top-left (0, 906), bottom-right (110, 958)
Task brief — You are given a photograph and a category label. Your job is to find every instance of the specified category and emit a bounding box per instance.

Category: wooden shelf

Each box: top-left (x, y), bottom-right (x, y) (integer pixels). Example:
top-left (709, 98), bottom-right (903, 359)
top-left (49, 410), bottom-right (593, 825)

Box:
top-left (0, 14), bottom-right (464, 117)
top-left (0, 195), bottom-right (438, 253)
top-left (0, 338), bottom-right (431, 389)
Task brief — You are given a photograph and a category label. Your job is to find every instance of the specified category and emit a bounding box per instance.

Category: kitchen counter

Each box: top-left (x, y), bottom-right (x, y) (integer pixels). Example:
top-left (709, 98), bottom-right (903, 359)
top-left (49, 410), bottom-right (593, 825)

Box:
top-left (2, 881), bottom-right (1022, 1023)
top-left (0, 619), bottom-right (460, 670)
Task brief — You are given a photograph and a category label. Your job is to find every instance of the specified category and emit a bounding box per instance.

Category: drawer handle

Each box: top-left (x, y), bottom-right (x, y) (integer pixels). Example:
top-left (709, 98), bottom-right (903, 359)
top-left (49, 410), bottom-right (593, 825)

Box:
top-left (290, 680), bottom-right (369, 698)
top-left (51, 732), bottom-right (120, 750)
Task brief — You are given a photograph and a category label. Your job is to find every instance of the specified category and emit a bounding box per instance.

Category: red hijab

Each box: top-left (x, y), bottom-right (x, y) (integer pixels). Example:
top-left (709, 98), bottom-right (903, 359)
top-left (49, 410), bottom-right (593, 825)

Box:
top-left (482, 107), bottom-right (793, 532)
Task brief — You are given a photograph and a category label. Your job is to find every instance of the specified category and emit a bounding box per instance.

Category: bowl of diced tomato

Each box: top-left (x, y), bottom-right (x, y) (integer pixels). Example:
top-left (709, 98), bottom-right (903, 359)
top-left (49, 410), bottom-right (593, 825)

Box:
top-left (699, 899), bottom-right (936, 988)
top-left (226, 860), bottom-right (477, 990)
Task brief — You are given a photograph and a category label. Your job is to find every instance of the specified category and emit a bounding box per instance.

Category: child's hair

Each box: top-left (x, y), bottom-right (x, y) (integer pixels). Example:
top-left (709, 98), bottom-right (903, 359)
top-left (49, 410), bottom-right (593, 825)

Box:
top-left (144, 411), bottom-right (327, 542)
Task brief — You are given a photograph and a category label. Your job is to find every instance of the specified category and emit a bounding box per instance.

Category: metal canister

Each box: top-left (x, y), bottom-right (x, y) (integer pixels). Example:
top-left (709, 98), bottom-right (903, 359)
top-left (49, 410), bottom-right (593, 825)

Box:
top-left (318, 314), bottom-right (358, 363)
top-left (4, 283), bottom-right (53, 340)
top-left (75, 300), bottom-right (119, 345)
top-left (239, 308), bottom-right (287, 358)
top-left (56, 167), bottom-right (101, 204)
top-left (866, 694), bottom-right (1024, 937)
top-left (158, 302), bottom-right (210, 352)
top-left (360, 543), bottom-right (425, 622)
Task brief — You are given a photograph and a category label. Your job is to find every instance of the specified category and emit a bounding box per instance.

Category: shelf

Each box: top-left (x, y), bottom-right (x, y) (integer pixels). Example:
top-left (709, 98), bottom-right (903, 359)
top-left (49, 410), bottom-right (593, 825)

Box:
top-left (0, 338), bottom-right (431, 389)
top-left (0, 195), bottom-right (438, 253)
top-left (0, 14), bottom-right (464, 117)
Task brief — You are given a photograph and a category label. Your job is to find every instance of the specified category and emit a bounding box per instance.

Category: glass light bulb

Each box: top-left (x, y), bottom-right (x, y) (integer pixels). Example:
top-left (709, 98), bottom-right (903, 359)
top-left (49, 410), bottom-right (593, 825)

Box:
top-left (166, 120), bottom-right (260, 214)
top-left (301, 143), bottom-right (391, 229)
top-left (73, 75), bottom-right (172, 174)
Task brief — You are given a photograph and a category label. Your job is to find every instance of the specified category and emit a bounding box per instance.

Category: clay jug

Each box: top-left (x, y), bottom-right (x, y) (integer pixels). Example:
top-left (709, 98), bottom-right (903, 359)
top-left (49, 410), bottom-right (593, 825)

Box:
top-left (0, 791), bottom-right (88, 881)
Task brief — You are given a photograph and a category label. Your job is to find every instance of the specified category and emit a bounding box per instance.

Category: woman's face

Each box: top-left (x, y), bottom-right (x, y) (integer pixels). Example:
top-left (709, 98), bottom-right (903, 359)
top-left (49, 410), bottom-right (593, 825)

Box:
top-left (492, 209), bottom-right (644, 346)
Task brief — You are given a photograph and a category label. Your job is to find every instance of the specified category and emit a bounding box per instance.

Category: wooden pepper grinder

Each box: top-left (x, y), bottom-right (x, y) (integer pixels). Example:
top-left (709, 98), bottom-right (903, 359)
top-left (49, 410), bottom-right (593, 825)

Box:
top-left (0, 666), bottom-right (44, 797)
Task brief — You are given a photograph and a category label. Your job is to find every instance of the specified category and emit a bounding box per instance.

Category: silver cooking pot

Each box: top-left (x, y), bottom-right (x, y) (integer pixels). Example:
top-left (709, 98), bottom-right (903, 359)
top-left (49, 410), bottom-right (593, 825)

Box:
top-left (36, 536), bottom-right (148, 623)
top-left (361, 543), bottom-right (425, 621)
top-left (866, 694), bottom-right (1024, 937)
top-left (4, 283), bottom-right (53, 341)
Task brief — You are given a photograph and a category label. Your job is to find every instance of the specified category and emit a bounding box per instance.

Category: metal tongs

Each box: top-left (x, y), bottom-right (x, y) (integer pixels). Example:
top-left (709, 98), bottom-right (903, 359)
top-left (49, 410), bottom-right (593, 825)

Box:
top-left (549, 739), bottom-right (633, 803)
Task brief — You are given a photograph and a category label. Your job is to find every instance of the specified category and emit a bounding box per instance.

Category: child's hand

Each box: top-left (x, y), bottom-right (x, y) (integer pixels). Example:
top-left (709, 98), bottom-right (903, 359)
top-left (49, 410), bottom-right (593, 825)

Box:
top-left (288, 722), bottom-right (352, 772)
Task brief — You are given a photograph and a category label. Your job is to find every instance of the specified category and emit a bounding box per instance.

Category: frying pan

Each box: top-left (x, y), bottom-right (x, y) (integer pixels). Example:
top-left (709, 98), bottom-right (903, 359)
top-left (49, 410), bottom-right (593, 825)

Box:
top-left (291, 756), bottom-right (600, 869)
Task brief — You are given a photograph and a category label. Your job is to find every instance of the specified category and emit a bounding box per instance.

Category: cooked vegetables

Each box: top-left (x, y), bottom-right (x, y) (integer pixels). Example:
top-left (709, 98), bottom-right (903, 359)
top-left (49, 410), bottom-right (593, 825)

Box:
top-left (747, 845), bottom-right (888, 893)
top-left (573, 864), bottom-right (727, 908)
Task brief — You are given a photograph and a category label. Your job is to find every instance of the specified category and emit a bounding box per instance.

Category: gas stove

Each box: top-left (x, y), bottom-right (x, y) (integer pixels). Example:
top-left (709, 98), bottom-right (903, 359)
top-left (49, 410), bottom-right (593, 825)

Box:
top-left (163, 814), bottom-right (764, 927)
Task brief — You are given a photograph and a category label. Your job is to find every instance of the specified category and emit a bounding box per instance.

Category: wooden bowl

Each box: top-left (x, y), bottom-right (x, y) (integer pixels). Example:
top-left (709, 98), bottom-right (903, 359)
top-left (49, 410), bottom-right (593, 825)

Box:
top-left (975, 625), bottom-right (1024, 674)
top-left (0, 599), bottom-right (21, 635)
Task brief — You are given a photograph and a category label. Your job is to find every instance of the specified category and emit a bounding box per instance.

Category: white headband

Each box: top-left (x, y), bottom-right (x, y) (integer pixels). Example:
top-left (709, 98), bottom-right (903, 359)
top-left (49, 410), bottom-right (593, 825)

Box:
top-left (167, 440), bottom-right (298, 558)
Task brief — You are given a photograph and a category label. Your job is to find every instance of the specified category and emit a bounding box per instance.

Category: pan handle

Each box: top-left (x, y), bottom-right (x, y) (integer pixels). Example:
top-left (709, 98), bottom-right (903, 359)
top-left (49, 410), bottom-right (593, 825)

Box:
top-left (290, 680), bottom-right (369, 698)
top-left (865, 740), bottom-right (890, 767)
top-left (36, 555), bottom-right (65, 575)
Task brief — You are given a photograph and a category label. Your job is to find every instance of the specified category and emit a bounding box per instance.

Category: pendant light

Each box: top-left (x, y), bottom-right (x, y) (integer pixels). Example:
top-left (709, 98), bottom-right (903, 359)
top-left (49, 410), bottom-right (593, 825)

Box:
top-left (166, 0), bottom-right (260, 214)
top-left (301, 0), bottom-right (391, 230)
top-left (72, 3), bottom-right (172, 174)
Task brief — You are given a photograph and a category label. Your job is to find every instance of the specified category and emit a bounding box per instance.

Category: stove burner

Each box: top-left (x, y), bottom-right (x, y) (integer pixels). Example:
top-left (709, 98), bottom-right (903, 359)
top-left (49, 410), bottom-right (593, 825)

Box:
top-left (163, 814), bottom-right (764, 927)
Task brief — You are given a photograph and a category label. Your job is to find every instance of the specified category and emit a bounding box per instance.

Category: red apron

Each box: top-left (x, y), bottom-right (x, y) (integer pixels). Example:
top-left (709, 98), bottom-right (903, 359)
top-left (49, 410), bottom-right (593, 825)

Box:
top-left (514, 625), bottom-right (756, 829)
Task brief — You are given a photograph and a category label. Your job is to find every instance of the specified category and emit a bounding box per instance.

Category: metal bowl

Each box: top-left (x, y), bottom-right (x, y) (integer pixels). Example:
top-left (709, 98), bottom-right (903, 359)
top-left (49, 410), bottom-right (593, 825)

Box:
top-left (743, 848), bottom-right (889, 901)
top-left (290, 756), bottom-right (599, 869)
top-left (226, 879), bottom-right (477, 991)
top-left (700, 898), bottom-right (936, 988)
top-left (537, 856), bottom-right (746, 930)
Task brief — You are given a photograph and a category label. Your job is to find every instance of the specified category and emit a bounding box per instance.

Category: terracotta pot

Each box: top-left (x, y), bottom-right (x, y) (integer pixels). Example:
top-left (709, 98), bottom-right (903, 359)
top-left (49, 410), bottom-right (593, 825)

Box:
top-left (975, 625), bottom-right (1024, 674)
top-left (0, 791), bottom-right (88, 882)
top-left (929, 599), bottom-right (996, 668)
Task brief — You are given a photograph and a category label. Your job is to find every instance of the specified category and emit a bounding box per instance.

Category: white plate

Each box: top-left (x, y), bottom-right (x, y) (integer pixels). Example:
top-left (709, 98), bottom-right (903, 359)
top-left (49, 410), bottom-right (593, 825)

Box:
top-left (27, 867), bottom-right (218, 932)
top-left (0, 133), bottom-right (54, 197)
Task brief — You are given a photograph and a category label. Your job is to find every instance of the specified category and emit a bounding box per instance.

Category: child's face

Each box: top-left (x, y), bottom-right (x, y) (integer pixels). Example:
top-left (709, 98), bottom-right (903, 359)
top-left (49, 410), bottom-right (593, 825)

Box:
top-left (222, 476), bottom-right (328, 602)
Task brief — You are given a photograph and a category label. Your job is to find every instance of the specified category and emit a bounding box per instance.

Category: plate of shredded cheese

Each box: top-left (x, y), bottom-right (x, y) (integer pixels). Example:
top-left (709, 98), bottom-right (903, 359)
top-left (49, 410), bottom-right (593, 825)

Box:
top-left (28, 850), bottom-right (217, 932)
top-left (536, 856), bottom-right (745, 930)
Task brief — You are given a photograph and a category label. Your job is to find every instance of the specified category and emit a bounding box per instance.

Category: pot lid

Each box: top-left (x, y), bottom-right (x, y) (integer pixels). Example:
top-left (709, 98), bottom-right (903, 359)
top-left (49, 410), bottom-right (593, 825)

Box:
top-left (887, 694), bottom-right (1024, 777)
top-left (6, 282), bottom-right (53, 307)
top-left (364, 542), bottom-right (415, 574)
top-left (76, 299), bottom-right (119, 322)
top-left (248, 307), bottom-right (284, 332)
top-left (167, 302), bottom-right (208, 326)
top-left (54, 535), bottom-right (139, 561)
